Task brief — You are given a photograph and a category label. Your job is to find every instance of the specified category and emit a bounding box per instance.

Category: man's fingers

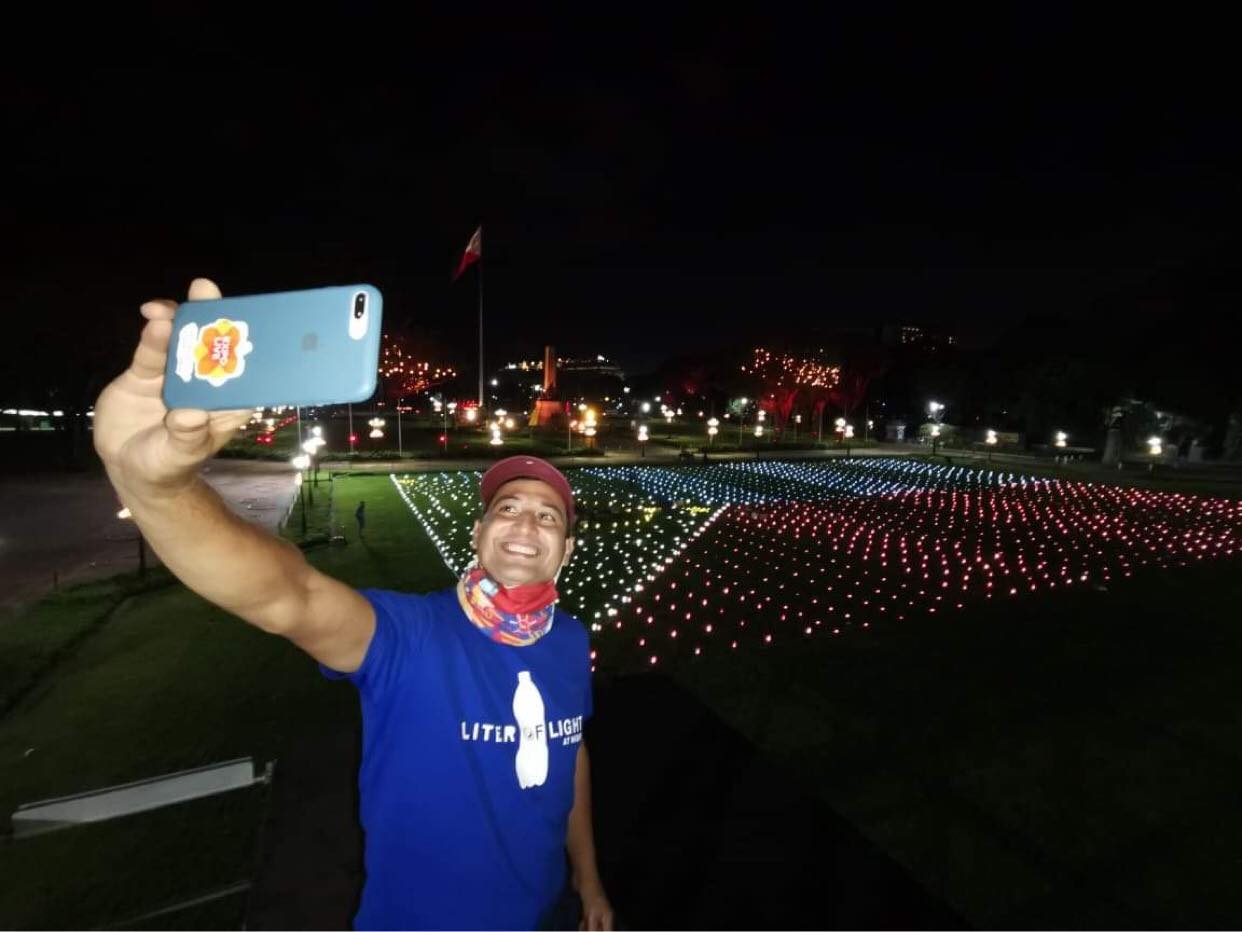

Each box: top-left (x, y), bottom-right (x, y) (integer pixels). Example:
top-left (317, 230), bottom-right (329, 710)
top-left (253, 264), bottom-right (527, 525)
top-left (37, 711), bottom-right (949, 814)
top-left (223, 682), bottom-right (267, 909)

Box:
top-left (188, 278), bottom-right (223, 301)
top-left (164, 408), bottom-right (212, 460)
top-left (140, 299), bottom-right (178, 321)
top-left (128, 317), bottom-right (173, 381)
top-left (210, 409), bottom-right (254, 437)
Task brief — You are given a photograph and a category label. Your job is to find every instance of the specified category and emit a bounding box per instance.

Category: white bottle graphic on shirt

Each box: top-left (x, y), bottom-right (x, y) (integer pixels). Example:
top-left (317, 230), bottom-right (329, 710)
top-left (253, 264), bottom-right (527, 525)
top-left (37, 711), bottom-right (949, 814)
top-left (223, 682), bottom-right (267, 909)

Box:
top-left (513, 671), bottom-right (548, 789)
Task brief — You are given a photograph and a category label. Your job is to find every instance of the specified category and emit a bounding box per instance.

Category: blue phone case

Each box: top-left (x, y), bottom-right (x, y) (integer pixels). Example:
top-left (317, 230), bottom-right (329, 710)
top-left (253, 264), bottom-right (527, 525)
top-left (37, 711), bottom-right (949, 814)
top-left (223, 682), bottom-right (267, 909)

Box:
top-left (161, 285), bottom-right (383, 411)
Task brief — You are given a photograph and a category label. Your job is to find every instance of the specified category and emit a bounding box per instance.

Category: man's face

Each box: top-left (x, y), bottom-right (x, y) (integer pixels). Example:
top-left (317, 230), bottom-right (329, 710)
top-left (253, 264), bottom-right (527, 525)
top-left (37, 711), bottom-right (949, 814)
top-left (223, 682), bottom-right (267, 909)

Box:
top-left (472, 478), bottom-right (575, 588)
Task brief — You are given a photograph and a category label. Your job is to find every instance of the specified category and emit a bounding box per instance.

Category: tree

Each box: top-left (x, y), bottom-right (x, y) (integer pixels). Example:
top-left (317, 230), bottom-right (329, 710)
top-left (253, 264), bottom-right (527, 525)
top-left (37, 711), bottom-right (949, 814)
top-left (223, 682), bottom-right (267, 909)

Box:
top-left (739, 347), bottom-right (841, 437)
top-left (379, 332), bottom-right (457, 404)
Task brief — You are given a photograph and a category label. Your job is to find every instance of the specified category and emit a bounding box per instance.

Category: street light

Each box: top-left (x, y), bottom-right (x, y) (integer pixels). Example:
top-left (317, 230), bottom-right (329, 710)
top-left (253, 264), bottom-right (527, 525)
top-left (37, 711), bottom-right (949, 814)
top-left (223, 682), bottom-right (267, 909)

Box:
top-left (368, 417), bottom-right (385, 439)
top-left (116, 506), bottom-right (146, 577)
top-left (985, 429), bottom-right (998, 445)
top-left (1054, 431), bottom-right (1068, 448)
top-left (707, 417), bottom-right (719, 446)
top-left (1147, 436), bottom-right (1163, 456)
top-left (489, 422), bottom-right (504, 446)
top-left (637, 423), bottom-right (648, 457)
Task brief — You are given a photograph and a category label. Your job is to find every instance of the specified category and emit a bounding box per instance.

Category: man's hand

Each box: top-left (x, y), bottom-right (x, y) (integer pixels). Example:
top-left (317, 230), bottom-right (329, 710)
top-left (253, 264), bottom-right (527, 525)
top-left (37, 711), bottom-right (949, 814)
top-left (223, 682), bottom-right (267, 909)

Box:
top-left (93, 277), bottom-right (251, 497)
top-left (577, 882), bottom-right (613, 931)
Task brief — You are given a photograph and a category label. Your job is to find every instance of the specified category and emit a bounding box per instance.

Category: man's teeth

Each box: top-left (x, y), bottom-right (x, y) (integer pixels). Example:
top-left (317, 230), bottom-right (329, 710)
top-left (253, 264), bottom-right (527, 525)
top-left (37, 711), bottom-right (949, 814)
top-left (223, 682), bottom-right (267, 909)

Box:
top-left (503, 543), bottom-right (538, 556)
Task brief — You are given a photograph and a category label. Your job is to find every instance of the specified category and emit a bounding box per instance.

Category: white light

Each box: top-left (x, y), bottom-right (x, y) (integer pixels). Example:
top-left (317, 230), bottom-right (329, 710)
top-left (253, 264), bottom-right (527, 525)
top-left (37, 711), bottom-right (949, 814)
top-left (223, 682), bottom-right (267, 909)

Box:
top-left (844, 424), bottom-right (855, 439)
top-left (754, 424), bottom-right (764, 437)
top-left (504, 417), bottom-right (515, 429)
top-left (117, 507), bottom-right (132, 520)
top-left (491, 378), bottom-right (499, 386)
top-left (985, 429), bottom-right (998, 445)
top-left (641, 402), bottom-right (651, 413)
top-left (1148, 436), bottom-right (1163, 456)
top-left (311, 426), bottom-right (323, 437)
top-left (623, 387), bottom-right (631, 394)
top-left (707, 417), bottom-right (719, 427)
top-left (302, 440), bottom-right (319, 454)
top-left (930, 425), bottom-right (941, 438)
top-left (1054, 431), bottom-right (1068, 448)
top-left (292, 454), bottom-right (311, 470)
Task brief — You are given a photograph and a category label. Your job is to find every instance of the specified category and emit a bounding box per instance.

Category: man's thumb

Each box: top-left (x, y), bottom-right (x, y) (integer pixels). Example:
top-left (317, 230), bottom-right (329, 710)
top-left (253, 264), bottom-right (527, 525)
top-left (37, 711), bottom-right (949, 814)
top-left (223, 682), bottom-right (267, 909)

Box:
top-left (164, 408), bottom-right (213, 461)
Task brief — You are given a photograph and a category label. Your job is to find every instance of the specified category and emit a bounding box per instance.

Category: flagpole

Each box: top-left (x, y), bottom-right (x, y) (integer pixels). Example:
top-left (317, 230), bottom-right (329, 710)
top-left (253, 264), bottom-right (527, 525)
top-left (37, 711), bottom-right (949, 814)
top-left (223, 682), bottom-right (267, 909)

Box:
top-left (477, 238), bottom-right (484, 411)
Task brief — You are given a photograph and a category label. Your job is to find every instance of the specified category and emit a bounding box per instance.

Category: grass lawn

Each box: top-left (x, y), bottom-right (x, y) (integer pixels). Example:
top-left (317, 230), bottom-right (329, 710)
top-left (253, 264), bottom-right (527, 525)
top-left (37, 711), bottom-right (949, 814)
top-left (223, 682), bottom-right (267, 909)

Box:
top-left (0, 473), bottom-right (451, 929)
top-left (3, 458), bottom-right (1242, 926)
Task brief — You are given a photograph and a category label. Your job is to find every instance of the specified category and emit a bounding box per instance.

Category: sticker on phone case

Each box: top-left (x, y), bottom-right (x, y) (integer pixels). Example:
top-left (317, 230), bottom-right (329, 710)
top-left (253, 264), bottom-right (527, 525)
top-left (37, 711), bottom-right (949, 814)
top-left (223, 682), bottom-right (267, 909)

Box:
top-left (173, 318), bottom-right (254, 387)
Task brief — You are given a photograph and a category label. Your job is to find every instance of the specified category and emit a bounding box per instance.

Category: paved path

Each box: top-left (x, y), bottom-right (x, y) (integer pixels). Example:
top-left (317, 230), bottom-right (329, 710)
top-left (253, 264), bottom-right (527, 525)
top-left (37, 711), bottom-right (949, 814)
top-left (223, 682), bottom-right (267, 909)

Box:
top-left (0, 460), bottom-right (299, 615)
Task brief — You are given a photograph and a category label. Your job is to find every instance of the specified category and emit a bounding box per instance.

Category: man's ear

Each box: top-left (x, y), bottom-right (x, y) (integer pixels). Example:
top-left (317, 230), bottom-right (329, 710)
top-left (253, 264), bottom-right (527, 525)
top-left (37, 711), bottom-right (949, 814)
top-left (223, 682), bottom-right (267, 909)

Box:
top-left (471, 519), bottom-right (481, 552)
top-left (562, 536), bottom-right (575, 567)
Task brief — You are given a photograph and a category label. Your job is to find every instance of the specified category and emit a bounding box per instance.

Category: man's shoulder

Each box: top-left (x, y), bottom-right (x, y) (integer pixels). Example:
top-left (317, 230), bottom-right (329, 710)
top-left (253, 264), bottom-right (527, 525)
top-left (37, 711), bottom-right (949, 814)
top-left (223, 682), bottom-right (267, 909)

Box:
top-left (360, 586), bottom-right (457, 620)
top-left (552, 607), bottom-right (591, 649)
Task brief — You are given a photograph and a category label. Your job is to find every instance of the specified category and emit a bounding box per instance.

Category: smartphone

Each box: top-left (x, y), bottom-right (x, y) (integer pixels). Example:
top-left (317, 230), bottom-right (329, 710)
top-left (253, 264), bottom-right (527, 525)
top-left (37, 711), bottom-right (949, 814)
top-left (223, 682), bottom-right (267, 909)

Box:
top-left (161, 285), bottom-right (383, 411)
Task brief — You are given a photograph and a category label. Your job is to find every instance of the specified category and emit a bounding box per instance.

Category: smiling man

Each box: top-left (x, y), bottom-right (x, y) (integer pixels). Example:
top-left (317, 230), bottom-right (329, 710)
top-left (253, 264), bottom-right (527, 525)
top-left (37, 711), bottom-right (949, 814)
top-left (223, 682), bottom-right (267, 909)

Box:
top-left (321, 455), bottom-right (611, 931)
top-left (93, 279), bottom-right (611, 931)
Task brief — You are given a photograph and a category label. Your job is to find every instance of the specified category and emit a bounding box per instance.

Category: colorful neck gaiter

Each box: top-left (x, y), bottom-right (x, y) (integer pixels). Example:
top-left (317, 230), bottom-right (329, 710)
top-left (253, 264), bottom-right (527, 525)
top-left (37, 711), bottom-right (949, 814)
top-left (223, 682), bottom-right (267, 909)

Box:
top-left (459, 567), bottom-right (558, 646)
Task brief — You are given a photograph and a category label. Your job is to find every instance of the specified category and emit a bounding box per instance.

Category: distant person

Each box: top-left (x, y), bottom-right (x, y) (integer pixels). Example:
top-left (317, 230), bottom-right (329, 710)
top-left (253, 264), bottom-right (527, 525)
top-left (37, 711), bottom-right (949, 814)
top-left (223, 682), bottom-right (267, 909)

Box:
top-left (93, 278), bottom-right (612, 931)
top-left (355, 500), bottom-right (366, 539)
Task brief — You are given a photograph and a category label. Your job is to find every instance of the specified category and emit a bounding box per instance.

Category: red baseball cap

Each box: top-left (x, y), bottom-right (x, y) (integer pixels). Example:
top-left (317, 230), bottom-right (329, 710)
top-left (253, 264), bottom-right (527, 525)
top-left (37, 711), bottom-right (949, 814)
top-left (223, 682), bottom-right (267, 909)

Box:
top-left (480, 456), bottom-right (576, 529)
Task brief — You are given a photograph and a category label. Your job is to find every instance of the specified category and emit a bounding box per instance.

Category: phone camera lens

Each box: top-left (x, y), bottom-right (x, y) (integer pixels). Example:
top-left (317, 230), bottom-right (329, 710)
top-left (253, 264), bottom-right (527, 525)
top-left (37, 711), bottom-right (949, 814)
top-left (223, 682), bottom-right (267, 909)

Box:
top-left (353, 293), bottom-right (366, 319)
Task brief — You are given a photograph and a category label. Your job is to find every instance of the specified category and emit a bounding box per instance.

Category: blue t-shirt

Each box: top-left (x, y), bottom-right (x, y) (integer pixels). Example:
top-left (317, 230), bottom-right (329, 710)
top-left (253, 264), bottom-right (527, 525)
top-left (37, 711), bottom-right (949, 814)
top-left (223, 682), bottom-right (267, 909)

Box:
top-left (321, 587), bottom-right (593, 931)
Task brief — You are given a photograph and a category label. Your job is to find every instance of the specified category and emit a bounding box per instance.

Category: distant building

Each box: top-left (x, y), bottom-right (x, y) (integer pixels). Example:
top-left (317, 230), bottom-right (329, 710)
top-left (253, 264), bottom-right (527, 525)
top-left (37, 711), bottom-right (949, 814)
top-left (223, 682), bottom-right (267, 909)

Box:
top-left (880, 324), bottom-right (958, 349)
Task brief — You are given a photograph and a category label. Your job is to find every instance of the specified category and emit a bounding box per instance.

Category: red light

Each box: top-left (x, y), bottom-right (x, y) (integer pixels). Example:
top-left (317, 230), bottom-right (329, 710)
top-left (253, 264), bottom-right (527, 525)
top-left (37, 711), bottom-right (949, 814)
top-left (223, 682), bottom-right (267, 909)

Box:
top-left (349, 434), bottom-right (358, 444)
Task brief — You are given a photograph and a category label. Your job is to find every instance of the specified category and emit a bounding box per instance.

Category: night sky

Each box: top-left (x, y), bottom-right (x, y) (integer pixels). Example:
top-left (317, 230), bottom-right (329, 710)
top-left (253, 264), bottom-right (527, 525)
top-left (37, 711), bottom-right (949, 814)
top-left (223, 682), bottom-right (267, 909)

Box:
top-left (5, 11), bottom-right (1239, 381)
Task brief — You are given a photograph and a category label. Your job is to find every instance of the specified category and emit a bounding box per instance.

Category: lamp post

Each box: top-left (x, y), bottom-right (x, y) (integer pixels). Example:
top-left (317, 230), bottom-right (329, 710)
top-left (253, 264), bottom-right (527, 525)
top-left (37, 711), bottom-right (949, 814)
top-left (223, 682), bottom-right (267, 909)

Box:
top-left (637, 423), bottom-right (648, 457)
top-left (928, 401), bottom-right (945, 455)
top-left (292, 454), bottom-right (311, 535)
top-left (737, 397), bottom-right (748, 447)
top-left (300, 440), bottom-right (322, 505)
top-left (117, 506), bottom-right (146, 578)
top-left (985, 428), bottom-right (997, 463)
top-left (1147, 435), bottom-right (1163, 473)
top-left (707, 417), bottom-right (719, 446)
top-left (309, 426), bottom-right (324, 486)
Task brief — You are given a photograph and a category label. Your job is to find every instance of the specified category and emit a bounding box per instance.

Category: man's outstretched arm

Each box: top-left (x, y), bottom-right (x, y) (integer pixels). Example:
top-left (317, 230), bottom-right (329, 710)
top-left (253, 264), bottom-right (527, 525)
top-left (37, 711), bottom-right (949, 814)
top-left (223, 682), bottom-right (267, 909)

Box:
top-left (94, 278), bottom-right (374, 672)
